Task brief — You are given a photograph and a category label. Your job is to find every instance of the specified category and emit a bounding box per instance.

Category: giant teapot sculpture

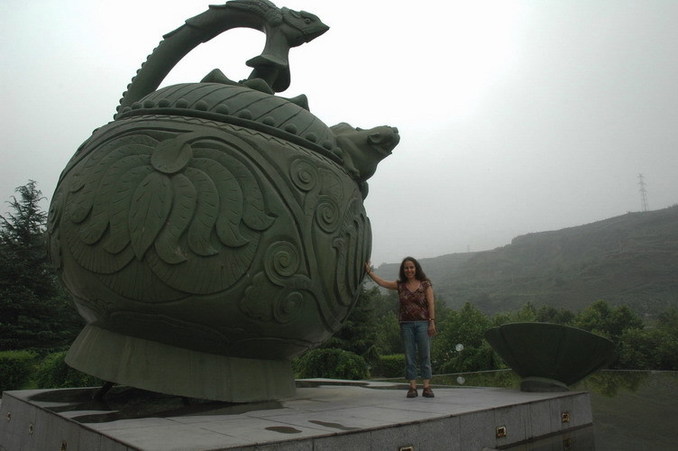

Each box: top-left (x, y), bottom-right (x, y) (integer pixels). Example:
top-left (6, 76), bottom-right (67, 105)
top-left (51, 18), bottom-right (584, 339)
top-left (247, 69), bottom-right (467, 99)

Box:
top-left (47, 0), bottom-right (399, 402)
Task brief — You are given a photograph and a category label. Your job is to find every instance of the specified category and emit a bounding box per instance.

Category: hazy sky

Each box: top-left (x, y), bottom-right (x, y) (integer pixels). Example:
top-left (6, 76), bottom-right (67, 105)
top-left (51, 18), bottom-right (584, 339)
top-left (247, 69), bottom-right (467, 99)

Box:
top-left (2, 0), bottom-right (677, 264)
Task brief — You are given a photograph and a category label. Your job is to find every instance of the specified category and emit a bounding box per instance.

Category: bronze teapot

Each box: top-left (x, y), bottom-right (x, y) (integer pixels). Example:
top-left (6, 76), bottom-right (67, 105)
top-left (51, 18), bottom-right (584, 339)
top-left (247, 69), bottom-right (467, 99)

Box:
top-left (47, 0), bottom-right (398, 401)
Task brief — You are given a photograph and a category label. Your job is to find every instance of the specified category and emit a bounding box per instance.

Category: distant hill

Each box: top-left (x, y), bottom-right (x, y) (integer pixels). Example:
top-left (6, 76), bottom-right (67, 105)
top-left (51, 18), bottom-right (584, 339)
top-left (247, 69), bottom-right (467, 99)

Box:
top-left (374, 205), bottom-right (678, 316)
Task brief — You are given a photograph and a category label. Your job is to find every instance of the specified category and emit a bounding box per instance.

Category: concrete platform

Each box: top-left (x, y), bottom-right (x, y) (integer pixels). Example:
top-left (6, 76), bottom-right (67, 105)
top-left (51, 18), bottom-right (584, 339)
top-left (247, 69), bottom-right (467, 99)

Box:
top-left (0, 380), bottom-right (592, 451)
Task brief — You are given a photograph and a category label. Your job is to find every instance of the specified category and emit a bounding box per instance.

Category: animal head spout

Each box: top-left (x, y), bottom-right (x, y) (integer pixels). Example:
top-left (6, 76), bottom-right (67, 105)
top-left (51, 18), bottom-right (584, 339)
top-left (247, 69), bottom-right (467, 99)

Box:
top-left (280, 7), bottom-right (330, 46)
top-left (331, 122), bottom-right (400, 184)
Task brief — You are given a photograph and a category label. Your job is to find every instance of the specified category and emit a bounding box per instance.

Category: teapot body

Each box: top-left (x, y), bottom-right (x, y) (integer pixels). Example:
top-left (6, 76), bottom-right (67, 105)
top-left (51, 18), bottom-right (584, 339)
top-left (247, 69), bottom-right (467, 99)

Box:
top-left (46, 1), bottom-right (397, 401)
top-left (49, 84), bottom-right (370, 363)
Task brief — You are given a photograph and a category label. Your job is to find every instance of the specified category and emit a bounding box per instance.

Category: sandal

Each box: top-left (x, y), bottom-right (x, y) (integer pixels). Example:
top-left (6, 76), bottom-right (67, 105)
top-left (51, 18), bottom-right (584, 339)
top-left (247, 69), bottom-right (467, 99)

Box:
top-left (422, 386), bottom-right (434, 398)
top-left (406, 387), bottom-right (418, 398)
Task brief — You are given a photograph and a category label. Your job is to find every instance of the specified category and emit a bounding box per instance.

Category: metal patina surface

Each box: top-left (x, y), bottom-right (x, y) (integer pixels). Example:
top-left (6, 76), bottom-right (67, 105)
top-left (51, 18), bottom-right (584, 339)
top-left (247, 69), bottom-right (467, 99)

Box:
top-left (47, 0), bottom-right (399, 402)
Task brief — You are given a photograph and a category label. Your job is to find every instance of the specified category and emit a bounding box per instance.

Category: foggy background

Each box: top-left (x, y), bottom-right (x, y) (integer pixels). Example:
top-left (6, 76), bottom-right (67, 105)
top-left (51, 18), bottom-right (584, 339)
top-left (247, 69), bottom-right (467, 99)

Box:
top-left (2, 0), bottom-right (676, 265)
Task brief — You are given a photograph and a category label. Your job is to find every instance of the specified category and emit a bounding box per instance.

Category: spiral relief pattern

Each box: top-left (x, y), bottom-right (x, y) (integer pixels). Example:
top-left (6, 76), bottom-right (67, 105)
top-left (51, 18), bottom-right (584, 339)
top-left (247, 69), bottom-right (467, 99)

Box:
top-left (264, 240), bottom-right (300, 282)
top-left (290, 158), bottom-right (318, 192)
top-left (274, 291), bottom-right (304, 323)
top-left (241, 270), bottom-right (311, 324)
top-left (315, 195), bottom-right (341, 233)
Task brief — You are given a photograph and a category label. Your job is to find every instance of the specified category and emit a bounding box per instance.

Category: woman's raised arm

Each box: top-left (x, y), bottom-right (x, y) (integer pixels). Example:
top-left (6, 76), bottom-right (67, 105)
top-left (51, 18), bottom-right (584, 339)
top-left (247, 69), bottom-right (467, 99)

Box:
top-left (364, 261), bottom-right (398, 290)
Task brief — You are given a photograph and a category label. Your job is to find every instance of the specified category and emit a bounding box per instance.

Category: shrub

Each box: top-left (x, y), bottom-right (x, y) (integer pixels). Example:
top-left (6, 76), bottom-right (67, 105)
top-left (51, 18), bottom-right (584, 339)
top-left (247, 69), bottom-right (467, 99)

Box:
top-left (436, 342), bottom-right (497, 374)
top-left (293, 348), bottom-right (369, 380)
top-left (0, 350), bottom-right (38, 392)
top-left (33, 351), bottom-right (102, 388)
top-left (373, 354), bottom-right (405, 378)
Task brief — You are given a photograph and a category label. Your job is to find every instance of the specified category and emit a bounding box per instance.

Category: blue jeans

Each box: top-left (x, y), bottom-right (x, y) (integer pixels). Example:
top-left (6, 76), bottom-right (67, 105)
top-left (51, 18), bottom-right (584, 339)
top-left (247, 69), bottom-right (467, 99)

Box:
top-left (400, 321), bottom-right (432, 380)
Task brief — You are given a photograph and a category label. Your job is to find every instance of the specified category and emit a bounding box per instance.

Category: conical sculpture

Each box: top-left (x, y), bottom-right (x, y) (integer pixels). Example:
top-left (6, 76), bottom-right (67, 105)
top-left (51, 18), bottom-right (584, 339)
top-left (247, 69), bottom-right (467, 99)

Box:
top-left (47, 0), bottom-right (399, 402)
top-left (485, 322), bottom-right (616, 392)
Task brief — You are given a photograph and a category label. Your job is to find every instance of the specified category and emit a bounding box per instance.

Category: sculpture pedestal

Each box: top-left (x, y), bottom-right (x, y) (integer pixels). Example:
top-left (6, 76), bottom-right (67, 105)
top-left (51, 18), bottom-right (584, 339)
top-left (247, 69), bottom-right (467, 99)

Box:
top-left (0, 382), bottom-right (594, 451)
top-left (66, 325), bottom-right (295, 402)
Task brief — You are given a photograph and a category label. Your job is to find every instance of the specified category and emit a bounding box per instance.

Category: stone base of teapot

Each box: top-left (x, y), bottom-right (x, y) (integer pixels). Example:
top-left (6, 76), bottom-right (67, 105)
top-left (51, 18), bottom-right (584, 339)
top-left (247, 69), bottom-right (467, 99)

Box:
top-left (66, 325), bottom-right (295, 402)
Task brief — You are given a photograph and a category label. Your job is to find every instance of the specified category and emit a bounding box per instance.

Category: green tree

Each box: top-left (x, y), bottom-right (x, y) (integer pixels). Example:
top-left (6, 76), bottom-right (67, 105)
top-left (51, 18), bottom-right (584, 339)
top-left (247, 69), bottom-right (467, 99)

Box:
top-left (293, 348), bottom-right (369, 380)
top-left (322, 285), bottom-right (380, 359)
top-left (432, 302), bottom-right (495, 373)
top-left (433, 295), bottom-right (453, 324)
top-left (617, 328), bottom-right (660, 369)
top-left (655, 308), bottom-right (678, 332)
top-left (374, 310), bottom-right (402, 355)
top-left (492, 302), bottom-right (539, 324)
top-left (514, 302), bottom-right (538, 321)
top-left (292, 284), bottom-right (384, 378)
top-left (617, 307), bottom-right (678, 370)
top-left (535, 305), bottom-right (575, 324)
top-left (655, 308), bottom-right (678, 369)
top-left (574, 300), bottom-right (643, 341)
top-left (0, 181), bottom-right (52, 298)
top-left (654, 329), bottom-right (678, 370)
top-left (0, 181), bottom-right (82, 350)
top-left (370, 289), bottom-right (400, 355)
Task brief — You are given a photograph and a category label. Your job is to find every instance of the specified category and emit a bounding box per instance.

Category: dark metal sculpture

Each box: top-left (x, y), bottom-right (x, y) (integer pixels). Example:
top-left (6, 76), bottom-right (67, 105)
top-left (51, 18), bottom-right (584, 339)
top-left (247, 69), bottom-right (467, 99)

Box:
top-left (117, 0), bottom-right (329, 113)
top-left (47, 0), bottom-right (399, 402)
top-left (484, 323), bottom-right (616, 392)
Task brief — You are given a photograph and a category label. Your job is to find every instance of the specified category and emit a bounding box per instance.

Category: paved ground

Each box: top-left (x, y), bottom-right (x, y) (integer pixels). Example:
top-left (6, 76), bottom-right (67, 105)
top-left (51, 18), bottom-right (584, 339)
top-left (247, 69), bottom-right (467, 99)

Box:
top-left (1, 379), bottom-right (592, 450)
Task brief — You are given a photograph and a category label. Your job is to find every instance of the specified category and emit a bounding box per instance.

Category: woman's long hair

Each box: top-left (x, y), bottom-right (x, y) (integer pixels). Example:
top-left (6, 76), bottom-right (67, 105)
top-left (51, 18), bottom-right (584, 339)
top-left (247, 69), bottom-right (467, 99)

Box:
top-left (398, 256), bottom-right (430, 283)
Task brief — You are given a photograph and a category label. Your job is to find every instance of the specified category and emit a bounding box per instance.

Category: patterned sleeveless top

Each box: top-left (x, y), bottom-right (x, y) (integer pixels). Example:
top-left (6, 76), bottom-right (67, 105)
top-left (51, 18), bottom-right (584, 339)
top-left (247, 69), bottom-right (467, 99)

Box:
top-left (397, 280), bottom-right (432, 322)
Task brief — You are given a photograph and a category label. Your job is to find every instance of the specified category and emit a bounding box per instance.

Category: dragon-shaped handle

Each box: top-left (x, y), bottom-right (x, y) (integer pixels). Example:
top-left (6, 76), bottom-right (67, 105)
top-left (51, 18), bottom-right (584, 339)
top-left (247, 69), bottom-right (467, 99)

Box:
top-left (116, 0), bottom-right (328, 118)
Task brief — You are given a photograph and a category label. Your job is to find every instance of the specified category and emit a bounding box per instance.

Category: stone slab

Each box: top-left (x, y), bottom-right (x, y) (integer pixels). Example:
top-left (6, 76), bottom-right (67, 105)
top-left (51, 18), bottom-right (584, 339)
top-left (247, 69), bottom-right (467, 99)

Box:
top-left (0, 380), bottom-right (592, 451)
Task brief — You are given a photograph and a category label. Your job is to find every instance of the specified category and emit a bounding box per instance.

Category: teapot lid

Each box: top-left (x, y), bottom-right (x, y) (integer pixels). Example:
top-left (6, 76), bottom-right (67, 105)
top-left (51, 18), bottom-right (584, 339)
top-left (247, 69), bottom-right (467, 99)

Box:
top-left (116, 82), bottom-right (342, 163)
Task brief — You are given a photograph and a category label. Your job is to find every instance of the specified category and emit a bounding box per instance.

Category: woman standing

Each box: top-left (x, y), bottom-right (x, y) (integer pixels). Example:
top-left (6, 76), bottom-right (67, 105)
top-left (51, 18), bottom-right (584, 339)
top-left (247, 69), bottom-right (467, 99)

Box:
top-left (365, 257), bottom-right (437, 398)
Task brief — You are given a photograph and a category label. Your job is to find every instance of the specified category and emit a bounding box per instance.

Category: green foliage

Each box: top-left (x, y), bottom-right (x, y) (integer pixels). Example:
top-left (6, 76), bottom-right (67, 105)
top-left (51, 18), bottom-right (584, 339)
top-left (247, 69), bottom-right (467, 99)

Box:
top-left (502, 302), bottom-right (575, 325)
top-left (617, 328), bottom-right (678, 370)
top-left (616, 328), bottom-right (657, 369)
top-left (315, 290), bottom-right (678, 376)
top-left (511, 302), bottom-right (538, 322)
top-left (0, 180), bottom-right (52, 296)
top-left (479, 302), bottom-right (573, 331)
top-left (33, 351), bottom-right (102, 389)
top-left (574, 300), bottom-right (644, 341)
top-left (375, 296), bottom-right (404, 355)
top-left (435, 342), bottom-right (496, 375)
top-left (0, 181), bottom-right (83, 350)
top-left (373, 354), bottom-right (405, 378)
top-left (433, 295), bottom-right (454, 323)
top-left (374, 312), bottom-right (401, 355)
top-left (0, 350), bottom-right (38, 392)
top-left (432, 303), bottom-right (496, 373)
top-left (535, 305), bottom-right (575, 324)
top-left (655, 308), bottom-right (678, 332)
top-left (624, 307), bottom-right (678, 370)
top-left (566, 301), bottom-right (678, 371)
top-left (0, 181), bottom-right (47, 245)
top-left (293, 348), bottom-right (369, 380)
top-left (0, 287), bottom-right (82, 351)
top-left (576, 368), bottom-right (648, 397)
top-left (491, 302), bottom-right (539, 325)
top-left (322, 286), bottom-right (379, 359)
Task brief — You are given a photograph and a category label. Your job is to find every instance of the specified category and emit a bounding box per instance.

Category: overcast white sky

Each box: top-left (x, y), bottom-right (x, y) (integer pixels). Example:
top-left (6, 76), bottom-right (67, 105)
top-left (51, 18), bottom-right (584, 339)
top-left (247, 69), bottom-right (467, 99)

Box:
top-left (2, 0), bottom-right (677, 265)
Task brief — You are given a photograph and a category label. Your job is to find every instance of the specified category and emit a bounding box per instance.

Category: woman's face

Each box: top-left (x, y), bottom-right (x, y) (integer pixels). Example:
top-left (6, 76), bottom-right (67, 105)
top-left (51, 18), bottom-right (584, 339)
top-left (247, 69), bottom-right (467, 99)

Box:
top-left (403, 260), bottom-right (417, 280)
